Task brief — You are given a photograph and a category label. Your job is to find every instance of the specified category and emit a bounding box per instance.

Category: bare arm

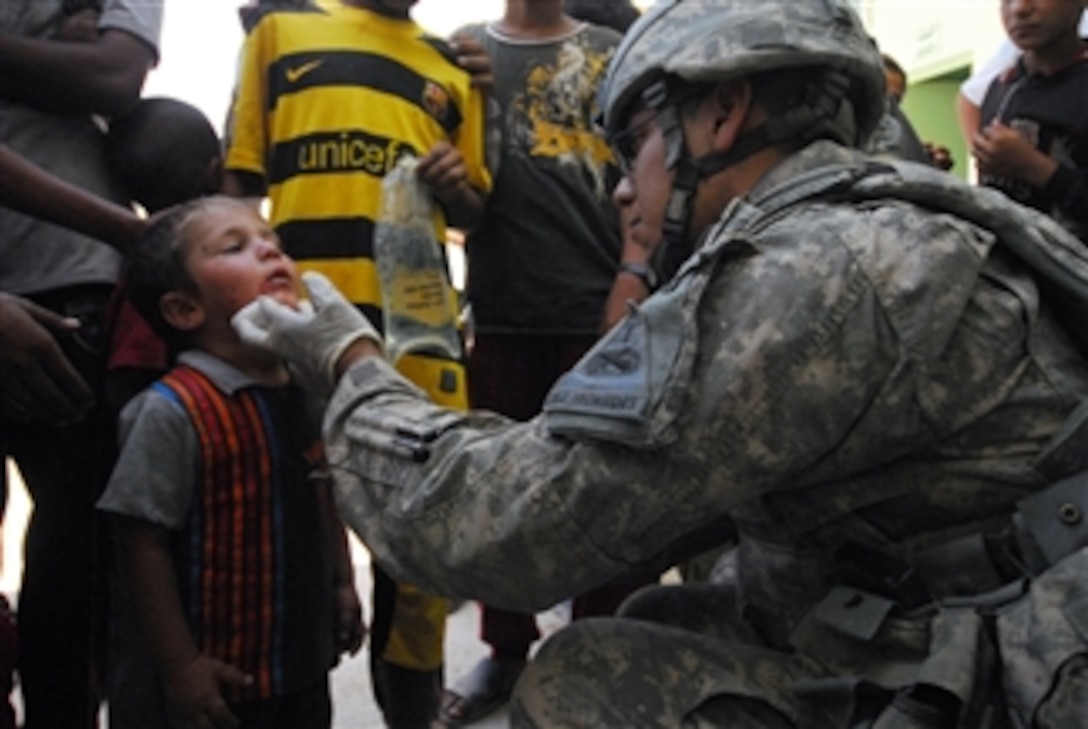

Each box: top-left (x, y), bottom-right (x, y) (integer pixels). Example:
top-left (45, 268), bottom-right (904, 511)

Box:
top-left (0, 293), bottom-right (93, 426)
top-left (323, 499), bottom-right (365, 657)
top-left (972, 121), bottom-right (1059, 188)
top-left (600, 270), bottom-right (651, 334)
top-left (220, 169), bottom-right (268, 200)
top-left (599, 208), bottom-right (656, 333)
top-left (333, 338), bottom-right (384, 379)
top-left (116, 517), bottom-right (250, 728)
top-left (0, 146), bottom-right (145, 251)
top-left (416, 141), bottom-right (487, 230)
top-left (955, 92), bottom-right (982, 146)
top-left (0, 28), bottom-right (155, 116)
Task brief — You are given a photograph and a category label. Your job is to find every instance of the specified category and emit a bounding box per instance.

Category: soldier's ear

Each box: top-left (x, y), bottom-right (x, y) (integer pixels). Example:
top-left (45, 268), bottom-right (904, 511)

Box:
top-left (709, 79), bottom-right (753, 153)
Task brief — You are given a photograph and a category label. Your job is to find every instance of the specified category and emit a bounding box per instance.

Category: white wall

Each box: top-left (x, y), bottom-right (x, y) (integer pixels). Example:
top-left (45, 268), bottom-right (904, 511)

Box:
top-left (863, 1), bottom-right (1005, 81)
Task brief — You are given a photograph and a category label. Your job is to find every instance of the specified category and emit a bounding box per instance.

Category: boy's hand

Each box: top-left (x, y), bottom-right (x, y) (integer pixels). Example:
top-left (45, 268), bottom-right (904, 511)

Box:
top-left (924, 141), bottom-right (954, 171)
top-left (334, 583), bottom-right (366, 657)
top-left (417, 141), bottom-right (470, 204)
top-left (417, 141), bottom-right (484, 228)
top-left (972, 121), bottom-right (1057, 187)
top-left (450, 34), bottom-right (493, 93)
top-left (162, 654), bottom-right (252, 729)
top-left (53, 8), bottom-right (100, 43)
top-left (232, 271), bottom-right (382, 389)
top-left (0, 293), bottom-right (93, 425)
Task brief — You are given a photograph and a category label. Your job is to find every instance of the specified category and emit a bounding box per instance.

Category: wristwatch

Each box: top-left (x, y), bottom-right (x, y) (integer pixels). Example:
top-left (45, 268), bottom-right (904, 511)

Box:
top-left (617, 260), bottom-right (658, 291)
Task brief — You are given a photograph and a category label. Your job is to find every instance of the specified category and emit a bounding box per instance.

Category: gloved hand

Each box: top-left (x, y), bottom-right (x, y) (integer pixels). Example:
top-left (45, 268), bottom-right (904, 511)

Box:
top-left (232, 271), bottom-right (382, 389)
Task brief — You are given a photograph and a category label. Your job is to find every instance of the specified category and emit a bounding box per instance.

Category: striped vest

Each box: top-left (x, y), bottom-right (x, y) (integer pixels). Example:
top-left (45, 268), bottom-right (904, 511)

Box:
top-left (154, 365), bottom-right (333, 700)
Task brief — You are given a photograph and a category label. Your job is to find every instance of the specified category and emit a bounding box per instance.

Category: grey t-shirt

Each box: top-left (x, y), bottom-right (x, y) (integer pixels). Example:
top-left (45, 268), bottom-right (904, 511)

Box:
top-left (0, 0), bottom-right (163, 295)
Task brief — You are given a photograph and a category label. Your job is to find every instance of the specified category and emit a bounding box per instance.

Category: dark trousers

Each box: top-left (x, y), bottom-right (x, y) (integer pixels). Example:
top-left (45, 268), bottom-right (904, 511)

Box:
top-left (370, 565), bottom-right (443, 729)
top-left (467, 333), bottom-right (656, 659)
top-left (231, 677), bottom-right (332, 729)
top-left (3, 285), bottom-right (114, 729)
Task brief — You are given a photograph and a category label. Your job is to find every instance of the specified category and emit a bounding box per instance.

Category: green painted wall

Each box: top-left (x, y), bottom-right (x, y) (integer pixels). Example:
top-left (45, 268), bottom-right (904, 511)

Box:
top-left (901, 68), bottom-right (971, 180)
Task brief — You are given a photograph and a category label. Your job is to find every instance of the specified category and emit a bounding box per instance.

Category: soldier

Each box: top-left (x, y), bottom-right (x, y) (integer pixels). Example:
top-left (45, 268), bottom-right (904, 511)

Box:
top-left (234, 0), bottom-right (1088, 726)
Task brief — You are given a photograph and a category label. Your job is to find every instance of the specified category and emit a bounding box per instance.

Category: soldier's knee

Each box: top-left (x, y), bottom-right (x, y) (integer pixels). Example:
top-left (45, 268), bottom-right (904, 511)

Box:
top-left (510, 619), bottom-right (622, 728)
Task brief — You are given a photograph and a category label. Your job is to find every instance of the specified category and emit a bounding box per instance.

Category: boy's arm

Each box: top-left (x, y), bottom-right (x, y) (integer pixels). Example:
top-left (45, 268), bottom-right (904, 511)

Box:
top-left (972, 120), bottom-right (1059, 189)
top-left (600, 207), bottom-right (655, 334)
top-left (221, 169), bottom-right (268, 200)
top-left (323, 500), bottom-right (365, 657)
top-left (0, 145), bottom-right (145, 250)
top-left (0, 293), bottom-right (93, 426)
top-left (416, 141), bottom-right (487, 230)
top-left (115, 517), bottom-right (252, 727)
top-left (222, 20), bottom-right (271, 201)
top-left (0, 27), bottom-right (157, 116)
top-left (973, 121), bottom-right (1088, 228)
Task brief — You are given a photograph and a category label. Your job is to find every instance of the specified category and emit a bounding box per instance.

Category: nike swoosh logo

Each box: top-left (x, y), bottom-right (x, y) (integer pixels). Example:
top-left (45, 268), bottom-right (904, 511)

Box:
top-left (286, 59), bottom-right (323, 83)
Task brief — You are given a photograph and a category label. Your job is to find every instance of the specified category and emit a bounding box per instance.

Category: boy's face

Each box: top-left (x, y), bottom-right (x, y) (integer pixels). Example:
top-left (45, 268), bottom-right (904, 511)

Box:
top-left (884, 68), bottom-right (906, 103)
top-left (1001, 0), bottom-right (1085, 52)
top-left (174, 198), bottom-right (300, 331)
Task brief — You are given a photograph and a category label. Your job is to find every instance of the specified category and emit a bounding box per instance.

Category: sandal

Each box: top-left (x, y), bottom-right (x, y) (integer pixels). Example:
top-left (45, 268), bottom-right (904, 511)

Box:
top-left (438, 656), bottom-right (525, 726)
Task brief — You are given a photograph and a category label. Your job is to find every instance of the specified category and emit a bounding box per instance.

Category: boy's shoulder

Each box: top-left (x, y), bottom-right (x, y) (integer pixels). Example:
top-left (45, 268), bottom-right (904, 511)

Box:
top-left (984, 51), bottom-right (1088, 109)
top-left (415, 32), bottom-right (459, 69)
top-left (158, 351), bottom-right (257, 401)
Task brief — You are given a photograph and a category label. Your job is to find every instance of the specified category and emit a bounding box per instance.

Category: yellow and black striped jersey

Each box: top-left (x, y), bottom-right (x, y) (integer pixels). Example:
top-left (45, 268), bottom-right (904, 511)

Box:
top-left (226, 4), bottom-right (491, 325)
top-left (227, 4), bottom-right (489, 408)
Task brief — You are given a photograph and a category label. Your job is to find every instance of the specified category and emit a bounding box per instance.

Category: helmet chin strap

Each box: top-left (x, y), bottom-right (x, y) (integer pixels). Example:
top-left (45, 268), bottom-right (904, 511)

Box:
top-left (650, 69), bottom-right (852, 251)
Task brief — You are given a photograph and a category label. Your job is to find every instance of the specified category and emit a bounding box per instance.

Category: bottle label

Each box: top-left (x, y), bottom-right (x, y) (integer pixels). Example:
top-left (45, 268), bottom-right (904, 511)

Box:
top-left (384, 267), bottom-right (455, 328)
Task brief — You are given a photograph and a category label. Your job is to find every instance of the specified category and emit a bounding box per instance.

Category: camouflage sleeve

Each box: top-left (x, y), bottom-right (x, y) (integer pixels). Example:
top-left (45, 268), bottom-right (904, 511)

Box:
top-left (324, 190), bottom-right (994, 611)
top-left (324, 356), bottom-right (672, 611)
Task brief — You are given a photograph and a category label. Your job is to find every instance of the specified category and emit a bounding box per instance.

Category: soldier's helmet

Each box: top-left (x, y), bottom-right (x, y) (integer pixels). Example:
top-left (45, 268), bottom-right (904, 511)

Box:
top-left (598, 0), bottom-right (886, 148)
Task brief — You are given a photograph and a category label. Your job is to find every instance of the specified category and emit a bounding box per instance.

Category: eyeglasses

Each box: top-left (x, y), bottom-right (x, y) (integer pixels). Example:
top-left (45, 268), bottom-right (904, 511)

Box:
top-left (608, 111), bottom-right (658, 174)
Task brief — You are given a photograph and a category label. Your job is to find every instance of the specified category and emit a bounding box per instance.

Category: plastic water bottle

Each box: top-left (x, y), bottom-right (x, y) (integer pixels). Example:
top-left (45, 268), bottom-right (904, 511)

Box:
top-left (374, 155), bottom-right (462, 365)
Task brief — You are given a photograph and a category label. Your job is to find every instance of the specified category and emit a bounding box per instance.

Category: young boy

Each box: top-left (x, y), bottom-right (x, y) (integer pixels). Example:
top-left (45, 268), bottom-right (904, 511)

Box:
top-left (97, 196), bottom-right (364, 729)
top-left (440, 2), bottom-right (643, 725)
top-left (102, 95), bottom-right (225, 421)
top-left (224, 1), bottom-right (492, 724)
top-left (973, 0), bottom-right (1088, 242)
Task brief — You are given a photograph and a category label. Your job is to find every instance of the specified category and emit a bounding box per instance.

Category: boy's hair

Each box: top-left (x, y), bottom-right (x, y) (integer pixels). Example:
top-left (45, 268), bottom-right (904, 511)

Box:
top-left (126, 197), bottom-right (215, 347)
top-left (564, 0), bottom-right (640, 33)
top-left (62, 0), bottom-right (101, 13)
top-left (105, 97), bottom-right (222, 214)
top-left (881, 54), bottom-right (906, 82)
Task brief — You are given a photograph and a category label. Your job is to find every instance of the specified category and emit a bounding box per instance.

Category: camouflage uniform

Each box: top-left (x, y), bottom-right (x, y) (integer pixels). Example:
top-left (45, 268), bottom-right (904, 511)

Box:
top-left (265, 1), bottom-right (1088, 726)
top-left (325, 132), bottom-right (1088, 725)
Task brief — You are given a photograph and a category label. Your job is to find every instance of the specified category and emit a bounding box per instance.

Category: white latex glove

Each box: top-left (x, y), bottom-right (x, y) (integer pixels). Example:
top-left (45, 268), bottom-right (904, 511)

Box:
top-left (232, 271), bottom-right (382, 388)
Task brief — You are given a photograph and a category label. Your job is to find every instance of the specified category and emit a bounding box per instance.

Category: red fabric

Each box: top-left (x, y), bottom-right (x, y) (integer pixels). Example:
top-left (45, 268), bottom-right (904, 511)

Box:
top-left (105, 280), bottom-right (168, 373)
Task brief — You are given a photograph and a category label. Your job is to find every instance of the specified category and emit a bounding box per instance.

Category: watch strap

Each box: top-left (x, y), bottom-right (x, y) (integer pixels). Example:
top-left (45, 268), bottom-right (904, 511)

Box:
top-left (617, 260), bottom-right (658, 290)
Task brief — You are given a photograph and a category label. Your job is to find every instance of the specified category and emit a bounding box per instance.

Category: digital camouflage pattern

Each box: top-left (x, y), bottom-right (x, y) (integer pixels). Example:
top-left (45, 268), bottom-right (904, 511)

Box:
top-left (597, 0), bottom-right (886, 142)
top-left (325, 138), bottom-right (1088, 726)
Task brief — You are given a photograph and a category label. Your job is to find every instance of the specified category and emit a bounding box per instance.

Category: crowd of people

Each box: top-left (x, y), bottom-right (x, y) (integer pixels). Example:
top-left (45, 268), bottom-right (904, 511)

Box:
top-left (1, 0), bottom-right (1087, 728)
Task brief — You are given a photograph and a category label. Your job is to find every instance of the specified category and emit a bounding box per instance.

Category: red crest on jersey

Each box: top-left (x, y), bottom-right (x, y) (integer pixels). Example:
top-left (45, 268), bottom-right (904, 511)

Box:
top-left (422, 81), bottom-right (450, 123)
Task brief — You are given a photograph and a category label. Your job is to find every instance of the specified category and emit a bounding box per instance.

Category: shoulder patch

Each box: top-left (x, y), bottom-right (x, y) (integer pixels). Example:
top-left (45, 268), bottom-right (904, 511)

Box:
top-left (544, 275), bottom-right (704, 448)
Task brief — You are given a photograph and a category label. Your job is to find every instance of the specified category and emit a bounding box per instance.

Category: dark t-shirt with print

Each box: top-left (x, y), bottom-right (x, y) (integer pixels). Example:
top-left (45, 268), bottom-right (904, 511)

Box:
top-left (980, 52), bottom-right (1088, 243)
top-left (459, 21), bottom-right (623, 335)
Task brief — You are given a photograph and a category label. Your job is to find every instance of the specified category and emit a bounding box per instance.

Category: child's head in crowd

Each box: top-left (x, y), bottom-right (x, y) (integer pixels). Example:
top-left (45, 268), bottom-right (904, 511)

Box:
top-left (1001, 0), bottom-right (1084, 60)
top-left (106, 96), bottom-right (223, 215)
top-left (127, 196), bottom-right (300, 359)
